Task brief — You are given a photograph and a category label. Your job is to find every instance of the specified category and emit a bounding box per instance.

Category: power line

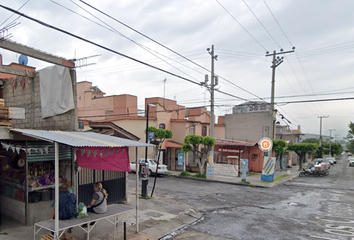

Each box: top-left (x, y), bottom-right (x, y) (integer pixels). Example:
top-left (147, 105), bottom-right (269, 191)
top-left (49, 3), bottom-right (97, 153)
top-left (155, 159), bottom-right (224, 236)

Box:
top-left (78, 0), bottom-right (211, 73)
top-left (242, 0), bottom-right (281, 48)
top-left (276, 97), bottom-right (354, 105)
top-left (216, 49), bottom-right (262, 56)
top-left (215, 0), bottom-right (267, 51)
top-left (0, 0), bottom-right (30, 27)
top-left (68, 0), bottom-right (207, 78)
top-left (77, 0), bottom-right (262, 102)
top-left (276, 105), bottom-right (311, 133)
top-left (50, 0), bottom-right (202, 82)
top-left (262, 0), bottom-right (293, 46)
top-left (0, 5), bottom-right (201, 83)
top-left (0, 4), bottom-right (251, 104)
top-left (294, 52), bottom-right (328, 114)
top-left (77, 53), bottom-right (207, 76)
top-left (284, 56), bottom-right (323, 115)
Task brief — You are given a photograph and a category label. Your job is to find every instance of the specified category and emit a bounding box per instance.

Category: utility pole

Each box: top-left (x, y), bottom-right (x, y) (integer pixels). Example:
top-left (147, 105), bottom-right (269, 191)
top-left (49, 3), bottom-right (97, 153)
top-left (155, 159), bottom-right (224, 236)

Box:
top-left (207, 45), bottom-right (218, 139)
top-left (266, 47), bottom-right (295, 140)
top-left (142, 104), bottom-right (156, 199)
top-left (329, 129), bottom-right (336, 156)
top-left (163, 78), bottom-right (167, 107)
top-left (318, 115), bottom-right (329, 146)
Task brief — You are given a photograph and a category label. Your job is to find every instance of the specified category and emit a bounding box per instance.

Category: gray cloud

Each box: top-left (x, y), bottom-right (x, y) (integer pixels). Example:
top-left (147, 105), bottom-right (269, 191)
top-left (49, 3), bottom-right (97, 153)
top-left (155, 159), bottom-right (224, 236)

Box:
top-left (0, 0), bottom-right (353, 138)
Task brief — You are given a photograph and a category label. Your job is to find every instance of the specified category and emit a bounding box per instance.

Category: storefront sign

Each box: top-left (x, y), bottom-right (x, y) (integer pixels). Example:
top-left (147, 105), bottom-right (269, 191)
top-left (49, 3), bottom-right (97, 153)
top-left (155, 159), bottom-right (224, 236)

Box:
top-left (148, 132), bottom-right (154, 141)
top-left (207, 164), bottom-right (238, 180)
top-left (233, 103), bottom-right (270, 114)
top-left (77, 147), bottom-right (130, 172)
top-left (261, 157), bottom-right (276, 182)
top-left (258, 137), bottom-right (273, 152)
top-left (177, 153), bottom-right (183, 166)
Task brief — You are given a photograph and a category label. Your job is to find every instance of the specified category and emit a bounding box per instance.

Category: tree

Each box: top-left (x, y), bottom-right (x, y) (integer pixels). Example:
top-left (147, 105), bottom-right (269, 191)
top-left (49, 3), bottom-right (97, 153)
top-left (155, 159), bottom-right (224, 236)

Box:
top-left (329, 143), bottom-right (343, 156)
top-left (348, 141), bottom-right (354, 154)
top-left (302, 138), bottom-right (320, 144)
top-left (347, 122), bottom-right (354, 153)
top-left (182, 135), bottom-right (216, 174)
top-left (272, 140), bottom-right (288, 169)
top-left (314, 145), bottom-right (328, 158)
top-left (287, 143), bottom-right (317, 170)
top-left (148, 127), bottom-right (173, 197)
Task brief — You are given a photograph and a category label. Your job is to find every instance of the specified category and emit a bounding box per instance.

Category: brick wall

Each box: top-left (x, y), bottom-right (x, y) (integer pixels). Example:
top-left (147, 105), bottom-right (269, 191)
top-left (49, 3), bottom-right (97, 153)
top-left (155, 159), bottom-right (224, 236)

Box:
top-left (3, 69), bottom-right (78, 131)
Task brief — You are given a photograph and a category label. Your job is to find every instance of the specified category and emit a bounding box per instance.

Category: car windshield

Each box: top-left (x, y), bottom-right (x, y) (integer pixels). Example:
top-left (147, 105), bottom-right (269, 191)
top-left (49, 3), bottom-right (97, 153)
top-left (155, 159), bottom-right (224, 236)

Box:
top-left (149, 160), bottom-right (156, 165)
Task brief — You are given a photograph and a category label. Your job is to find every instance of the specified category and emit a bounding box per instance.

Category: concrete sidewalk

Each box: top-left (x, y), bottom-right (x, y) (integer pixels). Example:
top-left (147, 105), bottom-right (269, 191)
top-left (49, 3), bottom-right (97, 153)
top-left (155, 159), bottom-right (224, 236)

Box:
top-left (0, 192), bottom-right (202, 240)
top-left (166, 168), bottom-right (299, 188)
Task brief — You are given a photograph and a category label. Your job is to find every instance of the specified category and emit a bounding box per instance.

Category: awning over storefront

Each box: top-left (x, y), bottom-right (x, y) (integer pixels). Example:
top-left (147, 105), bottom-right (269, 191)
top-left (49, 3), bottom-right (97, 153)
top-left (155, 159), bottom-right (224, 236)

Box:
top-left (77, 147), bottom-right (130, 172)
top-left (215, 142), bottom-right (258, 148)
top-left (10, 129), bottom-right (153, 172)
top-left (10, 129), bottom-right (153, 148)
top-left (9, 129), bottom-right (152, 234)
top-left (165, 140), bottom-right (183, 149)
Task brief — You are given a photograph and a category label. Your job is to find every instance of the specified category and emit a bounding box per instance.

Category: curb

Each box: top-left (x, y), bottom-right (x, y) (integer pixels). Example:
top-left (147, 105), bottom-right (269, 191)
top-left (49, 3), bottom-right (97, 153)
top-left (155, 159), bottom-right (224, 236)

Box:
top-left (159, 213), bottom-right (204, 240)
top-left (165, 174), bottom-right (269, 188)
top-left (165, 173), bottom-right (298, 188)
top-left (139, 208), bottom-right (203, 240)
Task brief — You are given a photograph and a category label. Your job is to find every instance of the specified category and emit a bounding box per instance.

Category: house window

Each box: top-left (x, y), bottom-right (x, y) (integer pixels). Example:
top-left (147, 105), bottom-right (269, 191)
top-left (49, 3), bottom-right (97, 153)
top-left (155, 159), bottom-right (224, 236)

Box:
top-left (202, 126), bottom-right (207, 136)
top-left (190, 125), bottom-right (195, 134)
top-left (159, 123), bottom-right (166, 129)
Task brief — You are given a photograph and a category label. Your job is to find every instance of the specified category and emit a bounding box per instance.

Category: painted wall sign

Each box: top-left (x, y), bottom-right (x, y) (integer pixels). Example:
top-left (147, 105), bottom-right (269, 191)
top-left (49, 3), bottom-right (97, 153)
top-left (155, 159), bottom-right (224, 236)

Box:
top-left (261, 157), bottom-right (276, 182)
top-left (207, 164), bottom-right (238, 180)
top-left (177, 153), bottom-right (184, 166)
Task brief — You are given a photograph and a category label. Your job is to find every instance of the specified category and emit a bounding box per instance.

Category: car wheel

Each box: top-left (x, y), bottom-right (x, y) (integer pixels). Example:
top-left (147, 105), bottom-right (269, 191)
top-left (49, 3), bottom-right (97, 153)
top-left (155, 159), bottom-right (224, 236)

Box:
top-left (149, 169), bottom-right (153, 176)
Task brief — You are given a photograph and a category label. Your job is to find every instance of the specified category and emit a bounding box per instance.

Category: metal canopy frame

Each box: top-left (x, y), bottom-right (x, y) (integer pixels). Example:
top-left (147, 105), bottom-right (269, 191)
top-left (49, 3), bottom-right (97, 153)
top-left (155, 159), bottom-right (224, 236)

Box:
top-left (9, 130), bottom-right (150, 239)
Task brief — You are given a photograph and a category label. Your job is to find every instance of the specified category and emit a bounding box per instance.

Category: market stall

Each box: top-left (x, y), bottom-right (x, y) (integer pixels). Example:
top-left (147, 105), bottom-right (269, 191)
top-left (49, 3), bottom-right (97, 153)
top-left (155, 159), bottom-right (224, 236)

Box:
top-left (0, 141), bottom-right (73, 225)
top-left (0, 129), bottom-right (152, 239)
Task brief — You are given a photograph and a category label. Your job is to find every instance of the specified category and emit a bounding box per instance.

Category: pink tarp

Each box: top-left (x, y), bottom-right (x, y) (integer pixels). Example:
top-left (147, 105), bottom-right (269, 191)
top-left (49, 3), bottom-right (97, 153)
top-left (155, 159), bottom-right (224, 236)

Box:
top-left (76, 147), bottom-right (131, 172)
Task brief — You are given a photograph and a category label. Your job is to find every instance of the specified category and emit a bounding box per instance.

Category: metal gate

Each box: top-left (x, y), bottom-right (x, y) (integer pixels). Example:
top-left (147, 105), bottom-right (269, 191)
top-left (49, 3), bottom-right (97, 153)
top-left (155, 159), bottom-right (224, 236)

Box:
top-left (78, 168), bottom-right (126, 205)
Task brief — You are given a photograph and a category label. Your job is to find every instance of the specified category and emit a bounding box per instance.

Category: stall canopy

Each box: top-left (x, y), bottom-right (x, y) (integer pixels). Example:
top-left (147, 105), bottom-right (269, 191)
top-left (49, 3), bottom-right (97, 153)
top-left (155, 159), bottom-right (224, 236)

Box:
top-left (10, 129), bottom-right (153, 172)
top-left (10, 129), bottom-right (151, 237)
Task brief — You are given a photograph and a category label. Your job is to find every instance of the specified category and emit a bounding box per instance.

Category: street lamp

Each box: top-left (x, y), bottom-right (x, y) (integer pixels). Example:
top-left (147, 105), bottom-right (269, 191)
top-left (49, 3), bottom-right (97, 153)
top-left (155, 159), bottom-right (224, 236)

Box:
top-left (142, 103), bottom-right (156, 199)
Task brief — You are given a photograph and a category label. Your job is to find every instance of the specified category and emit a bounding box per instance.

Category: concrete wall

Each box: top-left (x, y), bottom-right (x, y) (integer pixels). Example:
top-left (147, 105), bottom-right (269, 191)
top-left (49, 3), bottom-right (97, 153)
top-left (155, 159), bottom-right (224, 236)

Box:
top-left (225, 112), bottom-right (271, 142)
top-left (112, 118), bottom-right (157, 160)
top-left (77, 81), bottom-right (138, 121)
top-left (215, 125), bottom-right (225, 139)
top-left (0, 195), bottom-right (52, 225)
top-left (3, 69), bottom-right (78, 131)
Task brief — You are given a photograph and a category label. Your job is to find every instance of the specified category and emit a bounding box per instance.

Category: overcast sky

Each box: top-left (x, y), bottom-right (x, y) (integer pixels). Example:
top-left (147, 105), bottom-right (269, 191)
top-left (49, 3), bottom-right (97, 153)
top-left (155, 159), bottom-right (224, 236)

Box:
top-left (0, 0), bottom-right (353, 139)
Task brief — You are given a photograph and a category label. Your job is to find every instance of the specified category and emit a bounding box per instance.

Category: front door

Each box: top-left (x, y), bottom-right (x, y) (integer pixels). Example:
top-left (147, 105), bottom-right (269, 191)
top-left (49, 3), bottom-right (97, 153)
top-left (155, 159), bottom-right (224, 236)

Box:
top-left (167, 148), bottom-right (171, 170)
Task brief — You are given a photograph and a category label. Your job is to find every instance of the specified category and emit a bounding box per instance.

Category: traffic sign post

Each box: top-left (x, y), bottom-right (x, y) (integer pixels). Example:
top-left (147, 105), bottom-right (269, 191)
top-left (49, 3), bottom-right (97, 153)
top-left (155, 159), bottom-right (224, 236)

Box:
top-left (258, 138), bottom-right (276, 182)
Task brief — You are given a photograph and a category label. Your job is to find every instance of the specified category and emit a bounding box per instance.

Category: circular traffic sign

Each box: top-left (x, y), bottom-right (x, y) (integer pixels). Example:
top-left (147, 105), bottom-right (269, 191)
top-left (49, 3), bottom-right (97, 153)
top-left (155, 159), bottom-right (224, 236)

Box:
top-left (258, 137), bottom-right (273, 152)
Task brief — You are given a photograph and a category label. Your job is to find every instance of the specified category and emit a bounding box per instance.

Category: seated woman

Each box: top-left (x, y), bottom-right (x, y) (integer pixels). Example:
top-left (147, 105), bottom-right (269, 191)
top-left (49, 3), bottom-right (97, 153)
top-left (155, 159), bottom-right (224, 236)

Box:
top-left (87, 182), bottom-right (108, 214)
top-left (82, 183), bottom-right (108, 231)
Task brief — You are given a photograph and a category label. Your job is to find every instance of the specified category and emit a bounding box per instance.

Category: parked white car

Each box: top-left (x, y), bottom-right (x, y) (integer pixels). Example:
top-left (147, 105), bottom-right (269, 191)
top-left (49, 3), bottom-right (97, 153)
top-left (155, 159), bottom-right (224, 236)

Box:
top-left (326, 157), bottom-right (336, 164)
top-left (130, 159), bottom-right (168, 175)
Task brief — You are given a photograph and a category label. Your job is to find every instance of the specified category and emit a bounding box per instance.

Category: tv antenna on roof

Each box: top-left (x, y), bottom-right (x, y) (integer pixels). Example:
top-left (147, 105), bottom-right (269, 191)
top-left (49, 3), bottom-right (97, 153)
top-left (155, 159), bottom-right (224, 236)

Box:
top-left (72, 54), bottom-right (101, 68)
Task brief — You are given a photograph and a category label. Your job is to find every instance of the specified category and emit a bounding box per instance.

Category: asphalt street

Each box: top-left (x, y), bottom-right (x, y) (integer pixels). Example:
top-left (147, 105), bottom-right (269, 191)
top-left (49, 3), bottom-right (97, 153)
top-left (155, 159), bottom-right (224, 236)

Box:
top-left (129, 155), bottom-right (354, 240)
